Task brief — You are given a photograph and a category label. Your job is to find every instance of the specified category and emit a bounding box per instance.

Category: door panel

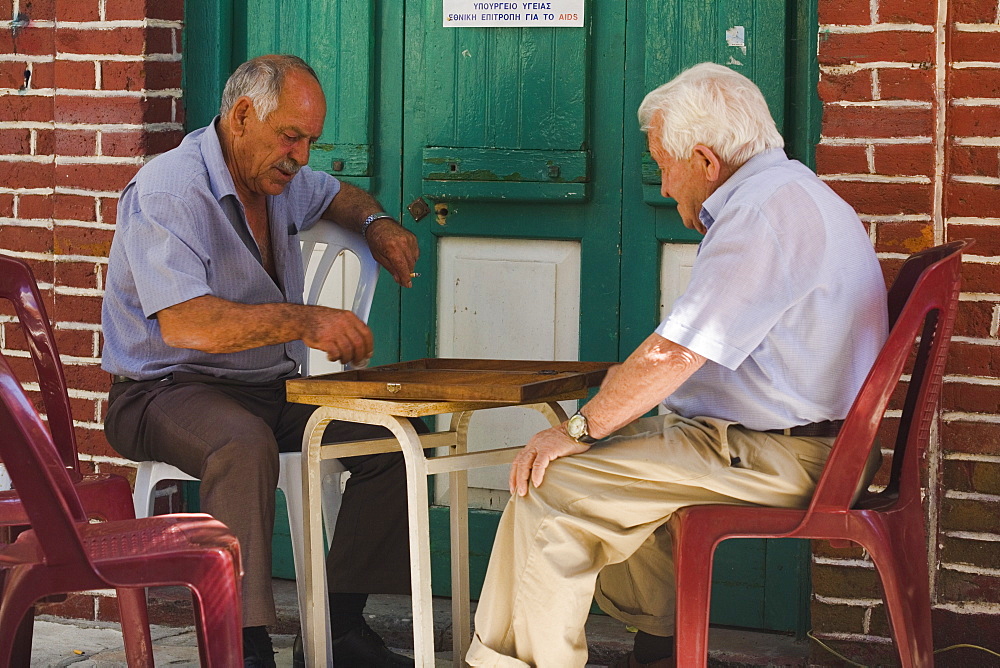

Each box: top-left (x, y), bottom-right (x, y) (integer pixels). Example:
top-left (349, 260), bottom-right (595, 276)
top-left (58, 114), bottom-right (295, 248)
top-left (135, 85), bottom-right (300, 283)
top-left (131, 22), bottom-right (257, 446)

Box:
top-left (400, 0), bottom-right (623, 365)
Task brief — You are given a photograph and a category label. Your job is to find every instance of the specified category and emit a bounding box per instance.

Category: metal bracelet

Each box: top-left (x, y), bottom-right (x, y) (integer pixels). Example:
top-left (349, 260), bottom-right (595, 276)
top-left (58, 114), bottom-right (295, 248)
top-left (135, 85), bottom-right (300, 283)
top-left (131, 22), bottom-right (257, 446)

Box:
top-left (360, 212), bottom-right (395, 239)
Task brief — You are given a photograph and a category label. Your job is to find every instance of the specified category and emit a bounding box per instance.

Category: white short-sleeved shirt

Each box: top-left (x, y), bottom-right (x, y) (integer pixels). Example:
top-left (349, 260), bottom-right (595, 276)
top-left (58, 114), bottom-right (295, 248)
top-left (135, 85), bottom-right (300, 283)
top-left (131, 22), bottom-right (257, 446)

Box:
top-left (101, 118), bottom-right (341, 382)
top-left (657, 149), bottom-right (889, 431)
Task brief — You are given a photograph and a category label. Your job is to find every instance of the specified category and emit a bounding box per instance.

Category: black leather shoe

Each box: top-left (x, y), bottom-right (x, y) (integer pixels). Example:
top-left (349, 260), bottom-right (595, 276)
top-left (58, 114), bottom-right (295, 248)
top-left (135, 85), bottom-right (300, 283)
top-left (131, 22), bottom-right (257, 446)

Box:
top-left (332, 621), bottom-right (414, 667)
top-left (242, 627), bottom-right (277, 668)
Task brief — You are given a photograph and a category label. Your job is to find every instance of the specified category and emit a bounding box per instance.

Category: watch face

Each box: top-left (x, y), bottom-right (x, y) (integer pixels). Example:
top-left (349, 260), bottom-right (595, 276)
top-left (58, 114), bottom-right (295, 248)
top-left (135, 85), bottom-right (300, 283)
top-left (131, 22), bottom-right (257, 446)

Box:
top-left (567, 413), bottom-right (587, 439)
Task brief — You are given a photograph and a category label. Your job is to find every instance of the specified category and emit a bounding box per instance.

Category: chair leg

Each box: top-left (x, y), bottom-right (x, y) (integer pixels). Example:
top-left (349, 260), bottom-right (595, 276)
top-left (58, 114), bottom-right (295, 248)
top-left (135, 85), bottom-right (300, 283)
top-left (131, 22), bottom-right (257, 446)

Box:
top-left (862, 510), bottom-right (934, 668)
top-left (117, 587), bottom-right (154, 665)
top-left (0, 595), bottom-right (38, 668)
top-left (132, 463), bottom-right (157, 519)
top-left (189, 573), bottom-right (243, 667)
top-left (278, 453), bottom-right (335, 663)
top-left (9, 605), bottom-right (34, 668)
top-left (669, 518), bottom-right (716, 668)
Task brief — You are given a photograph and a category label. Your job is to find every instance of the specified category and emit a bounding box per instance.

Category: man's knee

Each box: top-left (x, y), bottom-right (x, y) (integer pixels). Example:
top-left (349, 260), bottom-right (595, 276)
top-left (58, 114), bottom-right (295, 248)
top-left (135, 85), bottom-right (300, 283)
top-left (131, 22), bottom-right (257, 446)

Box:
top-left (200, 420), bottom-right (280, 485)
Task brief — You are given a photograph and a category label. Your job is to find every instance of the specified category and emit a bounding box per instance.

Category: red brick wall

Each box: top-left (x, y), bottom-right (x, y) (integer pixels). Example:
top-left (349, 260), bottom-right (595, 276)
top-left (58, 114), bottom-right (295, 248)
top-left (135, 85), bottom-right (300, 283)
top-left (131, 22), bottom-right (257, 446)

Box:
top-left (0, 0), bottom-right (184, 621)
top-left (813, 0), bottom-right (1000, 665)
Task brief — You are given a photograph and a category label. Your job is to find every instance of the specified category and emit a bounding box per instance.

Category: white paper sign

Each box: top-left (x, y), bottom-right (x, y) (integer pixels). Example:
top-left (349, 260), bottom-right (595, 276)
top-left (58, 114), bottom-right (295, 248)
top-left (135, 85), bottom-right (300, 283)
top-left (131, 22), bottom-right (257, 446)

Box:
top-left (444, 1), bottom-right (584, 27)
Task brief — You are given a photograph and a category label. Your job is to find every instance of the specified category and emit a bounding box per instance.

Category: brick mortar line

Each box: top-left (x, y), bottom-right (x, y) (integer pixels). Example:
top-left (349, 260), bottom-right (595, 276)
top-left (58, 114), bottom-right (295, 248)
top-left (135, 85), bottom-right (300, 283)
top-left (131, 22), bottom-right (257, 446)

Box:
top-left (0, 88), bottom-right (183, 98)
top-left (942, 563), bottom-right (1000, 578)
top-left (821, 62), bottom-right (937, 72)
top-left (820, 23), bottom-right (935, 33)
top-left (954, 22), bottom-right (1000, 32)
top-left (813, 594), bottom-right (883, 606)
top-left (78, 453), bottom-right (135, 467)
top-left (952, 98), bottom-right (1000, 106)
top-left (944, 489), bottom-right (1000, 502)
top-left (957, 292), bottom-right (1000, 301)
top-left (948, 216), bottom-right (1000, 223)
top-left (820, 174), bottom-right (932, 183)
top-left (941, 529), bottom-right (1000, 540)
top-left (821, 136), bottom-right (933, 144)
top-left (952, 61), bottom-right (1000, 68)
top-left (0, 250), bottom-right (110, 263)
top-left (934, 601), bottom-right (1000, 614)
top-left (58, 53), bottom-right (182, 63)
top-left (943, 411), bottom-right (1000, 421)
top-left (54, 155), bottom-right (145, 165)
top-left (944, 453), bottom-right (1000, 463)
top-left (0, 122), bottom-right (182, 131)
top-left (820, 137), bottom-right (932, 145)
top-left (813, 556), bottom-right (875, 568)
top-left (826, 100), bottom-right (932, 108)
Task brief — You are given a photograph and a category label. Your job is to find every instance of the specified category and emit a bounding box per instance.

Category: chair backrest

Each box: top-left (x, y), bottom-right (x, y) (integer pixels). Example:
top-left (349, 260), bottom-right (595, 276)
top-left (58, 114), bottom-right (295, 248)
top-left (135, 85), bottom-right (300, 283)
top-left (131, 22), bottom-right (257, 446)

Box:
top-left (0, 255), bottom-right (79, 475)
top-left (806, 239), bottom-right (970, 516)
top-left (299, 220), bottom-right (379, 375)
top-left (0, 351), bottom-right (92, 566)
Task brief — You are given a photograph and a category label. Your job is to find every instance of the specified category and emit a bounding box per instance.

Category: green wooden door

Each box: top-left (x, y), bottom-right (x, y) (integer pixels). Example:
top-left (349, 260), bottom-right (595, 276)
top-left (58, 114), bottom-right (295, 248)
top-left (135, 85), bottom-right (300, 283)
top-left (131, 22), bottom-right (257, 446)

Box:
top-left (399, 1), bottom-right (622, 365)
top-left (183, 0), bottom-right (818, 635)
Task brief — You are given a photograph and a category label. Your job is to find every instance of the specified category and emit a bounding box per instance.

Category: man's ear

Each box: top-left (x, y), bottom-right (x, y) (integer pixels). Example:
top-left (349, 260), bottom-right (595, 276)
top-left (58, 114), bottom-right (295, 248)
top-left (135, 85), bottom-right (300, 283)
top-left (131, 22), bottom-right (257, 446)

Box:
top-left (692, 144), bottom-right (724, 182)
top-left (229, 97), bottom-right (253, 136)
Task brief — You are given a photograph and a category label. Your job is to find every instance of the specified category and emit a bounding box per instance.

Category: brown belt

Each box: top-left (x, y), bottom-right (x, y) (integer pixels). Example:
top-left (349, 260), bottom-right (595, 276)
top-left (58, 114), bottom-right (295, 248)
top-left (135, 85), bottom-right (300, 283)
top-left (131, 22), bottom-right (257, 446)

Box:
top-left (765, 420), bottom-right (844, 438)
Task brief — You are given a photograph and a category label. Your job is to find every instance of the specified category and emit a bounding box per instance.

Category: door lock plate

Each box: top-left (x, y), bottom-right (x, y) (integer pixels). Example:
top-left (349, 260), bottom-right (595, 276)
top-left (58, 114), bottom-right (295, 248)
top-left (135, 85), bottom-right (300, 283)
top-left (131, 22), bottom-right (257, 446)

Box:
top-left (407, 197), bottom-right (431, 222)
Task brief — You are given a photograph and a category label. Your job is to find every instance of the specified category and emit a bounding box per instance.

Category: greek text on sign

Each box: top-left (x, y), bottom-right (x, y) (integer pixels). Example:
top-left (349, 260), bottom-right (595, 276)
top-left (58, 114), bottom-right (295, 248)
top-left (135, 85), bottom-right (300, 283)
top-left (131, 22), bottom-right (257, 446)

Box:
top-left (443, 1), bottom-right (584, 27)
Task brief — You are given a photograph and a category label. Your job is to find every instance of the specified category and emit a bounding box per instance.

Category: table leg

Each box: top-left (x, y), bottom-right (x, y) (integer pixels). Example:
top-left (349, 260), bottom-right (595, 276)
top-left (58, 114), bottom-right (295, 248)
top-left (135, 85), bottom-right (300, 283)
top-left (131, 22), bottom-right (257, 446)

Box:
top-left (448, 410), bottom-right (475, 665)
top-left (302, 408), bottom-right (335, 668)
top-left (528, 400), bottom-right (570, 427)
top-left (302, 406), bottom-right (438, 667)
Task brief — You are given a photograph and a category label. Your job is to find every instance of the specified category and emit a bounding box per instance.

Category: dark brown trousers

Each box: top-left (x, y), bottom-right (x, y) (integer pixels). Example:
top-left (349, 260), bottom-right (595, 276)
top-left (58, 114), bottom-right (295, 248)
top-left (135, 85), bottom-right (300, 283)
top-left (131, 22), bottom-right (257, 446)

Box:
top-left (105, 371), bottom-right (419, 627)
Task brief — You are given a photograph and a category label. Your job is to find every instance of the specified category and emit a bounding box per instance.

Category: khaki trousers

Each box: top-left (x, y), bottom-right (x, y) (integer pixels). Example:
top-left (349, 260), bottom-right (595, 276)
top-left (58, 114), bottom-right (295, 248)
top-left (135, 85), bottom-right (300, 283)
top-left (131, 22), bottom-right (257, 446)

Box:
top-left (466, 414), bottom-right (843, 668)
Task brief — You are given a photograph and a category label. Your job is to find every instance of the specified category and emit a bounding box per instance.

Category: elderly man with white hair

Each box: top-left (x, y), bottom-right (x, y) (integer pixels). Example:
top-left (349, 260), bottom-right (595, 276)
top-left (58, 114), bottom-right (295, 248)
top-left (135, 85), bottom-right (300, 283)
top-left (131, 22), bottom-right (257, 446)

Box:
top-left (465, 62), bottom-right (889, 668)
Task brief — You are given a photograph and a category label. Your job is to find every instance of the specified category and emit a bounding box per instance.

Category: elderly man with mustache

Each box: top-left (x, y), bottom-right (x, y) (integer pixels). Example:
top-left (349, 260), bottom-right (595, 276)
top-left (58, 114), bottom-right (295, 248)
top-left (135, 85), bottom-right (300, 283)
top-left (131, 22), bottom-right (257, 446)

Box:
top-left (101, 55), bottom-right (418, 667)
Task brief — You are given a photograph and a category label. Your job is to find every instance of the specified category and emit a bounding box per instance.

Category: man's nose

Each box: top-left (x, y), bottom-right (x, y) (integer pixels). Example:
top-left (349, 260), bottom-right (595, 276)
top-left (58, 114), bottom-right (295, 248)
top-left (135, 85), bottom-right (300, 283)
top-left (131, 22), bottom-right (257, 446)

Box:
top-left (291, 138), bottom-right (310, 165)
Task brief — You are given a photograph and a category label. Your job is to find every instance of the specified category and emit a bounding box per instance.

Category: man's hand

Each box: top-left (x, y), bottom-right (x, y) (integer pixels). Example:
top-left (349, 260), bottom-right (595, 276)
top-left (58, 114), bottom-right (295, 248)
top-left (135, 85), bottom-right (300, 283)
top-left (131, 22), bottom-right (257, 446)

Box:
top-left (509, 426), bottom-right (592, 497)
top-left (302, 307), bottom-right (374, 365)
top-left (366, 219), bottom-right (419, 288)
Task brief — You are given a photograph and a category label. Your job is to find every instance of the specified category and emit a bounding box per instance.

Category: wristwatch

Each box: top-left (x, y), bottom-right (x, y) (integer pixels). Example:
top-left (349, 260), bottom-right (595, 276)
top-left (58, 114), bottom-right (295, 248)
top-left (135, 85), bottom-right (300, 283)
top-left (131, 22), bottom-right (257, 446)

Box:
top-left (360, 212), bottom-right (395, 239)
top-left (566, 410), bottom-right (599, 444)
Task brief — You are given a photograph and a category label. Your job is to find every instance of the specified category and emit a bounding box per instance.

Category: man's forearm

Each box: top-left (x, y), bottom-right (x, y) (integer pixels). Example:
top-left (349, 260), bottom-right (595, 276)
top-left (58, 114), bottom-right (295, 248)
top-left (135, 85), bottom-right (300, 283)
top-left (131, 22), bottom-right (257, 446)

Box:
top-left (582, 333), bottom-right (706, 439)
top-left (157, 295), bottom-right (313, 353)
top-left (323, 180), bottom-right (386, 233)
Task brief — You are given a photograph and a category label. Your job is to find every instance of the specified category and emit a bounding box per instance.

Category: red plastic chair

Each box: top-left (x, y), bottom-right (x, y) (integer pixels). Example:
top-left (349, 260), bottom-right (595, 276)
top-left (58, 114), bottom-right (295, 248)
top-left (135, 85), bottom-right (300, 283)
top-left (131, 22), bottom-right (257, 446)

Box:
top-left (0, 254), bottom-right (143, 664)
top-left (0, 254), bottom-right (135, 526)
top-left (667, 239), bottom-right (971, 668)
top-left (0, 351), bottom-right (245, 667)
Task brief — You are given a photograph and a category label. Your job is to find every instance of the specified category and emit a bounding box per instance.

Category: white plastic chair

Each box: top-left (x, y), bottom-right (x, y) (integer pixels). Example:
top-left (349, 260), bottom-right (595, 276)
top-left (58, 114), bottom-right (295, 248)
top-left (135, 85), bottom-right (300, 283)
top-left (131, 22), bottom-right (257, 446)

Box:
top-left (131, 219), bottom-right (379, 633)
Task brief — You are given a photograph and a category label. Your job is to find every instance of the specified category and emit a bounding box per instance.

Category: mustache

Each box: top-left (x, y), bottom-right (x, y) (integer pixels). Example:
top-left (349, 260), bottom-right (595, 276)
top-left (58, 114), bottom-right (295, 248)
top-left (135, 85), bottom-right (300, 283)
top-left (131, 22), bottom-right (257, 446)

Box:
top-left (274, 158), bottom-right (301, 175)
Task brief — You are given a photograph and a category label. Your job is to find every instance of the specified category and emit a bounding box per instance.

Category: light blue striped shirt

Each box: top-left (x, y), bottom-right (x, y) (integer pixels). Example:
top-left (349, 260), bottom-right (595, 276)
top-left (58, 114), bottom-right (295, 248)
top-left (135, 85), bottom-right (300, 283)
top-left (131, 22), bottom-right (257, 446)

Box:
top-left (657, 149), bottom-right (889, 431)
top-left (101, 119), bottom-right (341, 382)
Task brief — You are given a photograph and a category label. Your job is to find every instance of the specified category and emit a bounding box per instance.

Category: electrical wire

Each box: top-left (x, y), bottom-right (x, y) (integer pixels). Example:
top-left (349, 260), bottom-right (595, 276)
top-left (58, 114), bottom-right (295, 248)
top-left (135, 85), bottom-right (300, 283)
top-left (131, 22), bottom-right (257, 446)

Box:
top-left (808, 630), bottom-right (1000, 667)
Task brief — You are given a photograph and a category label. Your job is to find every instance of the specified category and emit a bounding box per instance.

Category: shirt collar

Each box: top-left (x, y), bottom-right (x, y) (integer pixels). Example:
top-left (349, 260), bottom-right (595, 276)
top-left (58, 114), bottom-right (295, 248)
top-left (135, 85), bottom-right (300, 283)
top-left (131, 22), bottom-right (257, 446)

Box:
top-left (699, 148), bottom-right (789, 231)
top-left (201, 116), bottom-right (240, 203)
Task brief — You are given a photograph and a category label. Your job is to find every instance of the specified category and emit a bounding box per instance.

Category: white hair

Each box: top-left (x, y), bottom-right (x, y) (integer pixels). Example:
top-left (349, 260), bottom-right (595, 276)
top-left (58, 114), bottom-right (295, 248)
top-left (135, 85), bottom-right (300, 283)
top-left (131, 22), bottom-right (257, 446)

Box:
top-left (638, 62), bottom-right (784, 167)
top-left (219, 54), bottom-right (319, 121)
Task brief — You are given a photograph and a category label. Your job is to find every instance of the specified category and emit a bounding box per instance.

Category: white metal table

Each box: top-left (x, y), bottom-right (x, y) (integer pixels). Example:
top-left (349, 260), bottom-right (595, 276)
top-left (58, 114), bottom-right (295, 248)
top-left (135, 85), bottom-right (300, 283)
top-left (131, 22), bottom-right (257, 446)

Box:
top-left (288, 389), bottom-right (583, 667)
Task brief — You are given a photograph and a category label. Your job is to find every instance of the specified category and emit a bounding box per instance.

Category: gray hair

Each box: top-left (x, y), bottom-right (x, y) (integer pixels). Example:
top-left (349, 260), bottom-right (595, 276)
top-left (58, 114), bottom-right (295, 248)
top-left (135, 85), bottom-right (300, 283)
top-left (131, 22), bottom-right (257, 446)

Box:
top-left (220, 55), bottom-right (320, 121)
top-left (638, 62), bottom-right (784, 167)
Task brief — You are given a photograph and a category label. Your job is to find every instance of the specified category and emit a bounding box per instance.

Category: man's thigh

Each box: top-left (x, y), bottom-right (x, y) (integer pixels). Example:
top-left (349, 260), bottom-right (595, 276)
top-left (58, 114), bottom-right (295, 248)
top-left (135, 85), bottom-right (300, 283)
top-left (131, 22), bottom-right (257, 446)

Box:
top-left (106, 378), bottom-right (283, 479)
